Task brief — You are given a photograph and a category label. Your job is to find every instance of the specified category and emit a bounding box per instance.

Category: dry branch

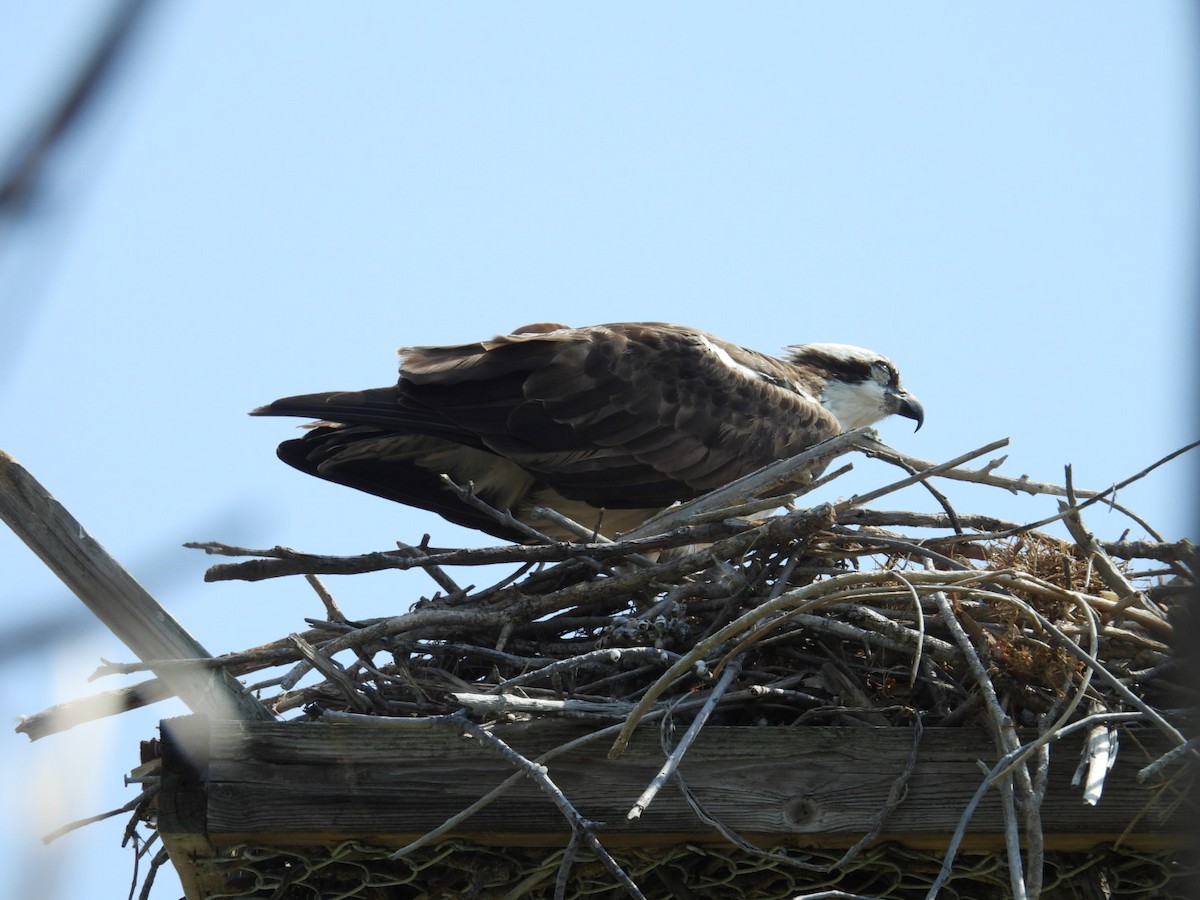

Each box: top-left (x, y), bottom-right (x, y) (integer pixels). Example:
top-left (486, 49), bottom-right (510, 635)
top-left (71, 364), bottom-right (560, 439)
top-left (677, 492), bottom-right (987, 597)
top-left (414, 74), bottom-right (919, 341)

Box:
top-left (0, 450), bottom-right (272, 724)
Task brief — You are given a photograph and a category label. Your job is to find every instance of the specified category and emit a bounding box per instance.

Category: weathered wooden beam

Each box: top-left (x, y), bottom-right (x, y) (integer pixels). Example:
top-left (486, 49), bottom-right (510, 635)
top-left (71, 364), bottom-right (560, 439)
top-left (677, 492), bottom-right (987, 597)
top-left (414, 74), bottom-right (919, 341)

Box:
top-left (0, 450), bottom-right (272, 723)
top-left (157, 717), bottom-right (1189, 854)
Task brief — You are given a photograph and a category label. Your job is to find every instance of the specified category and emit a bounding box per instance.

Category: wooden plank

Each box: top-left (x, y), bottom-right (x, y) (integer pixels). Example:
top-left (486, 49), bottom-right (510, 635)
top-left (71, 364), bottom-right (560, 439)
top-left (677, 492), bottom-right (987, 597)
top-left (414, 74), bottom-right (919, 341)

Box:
top-left (156, 717), bottom-right (225, 900)
top-left (158, 718), bottom-right (1190, 853)
top-left (0, 451), bottom-right (272, 722)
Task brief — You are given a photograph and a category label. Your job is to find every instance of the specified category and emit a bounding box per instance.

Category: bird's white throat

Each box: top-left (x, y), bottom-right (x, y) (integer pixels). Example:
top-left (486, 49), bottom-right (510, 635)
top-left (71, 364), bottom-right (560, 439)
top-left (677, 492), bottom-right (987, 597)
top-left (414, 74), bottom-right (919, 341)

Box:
top-left (820, 379), bottom-right (890, 430)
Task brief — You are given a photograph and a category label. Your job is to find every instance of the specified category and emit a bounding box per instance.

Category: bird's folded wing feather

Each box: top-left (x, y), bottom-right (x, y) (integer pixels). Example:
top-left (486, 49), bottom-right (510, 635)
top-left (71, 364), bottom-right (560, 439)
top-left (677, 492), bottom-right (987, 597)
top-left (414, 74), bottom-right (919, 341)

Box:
top-left (396, 323), bottom-right (842, 507)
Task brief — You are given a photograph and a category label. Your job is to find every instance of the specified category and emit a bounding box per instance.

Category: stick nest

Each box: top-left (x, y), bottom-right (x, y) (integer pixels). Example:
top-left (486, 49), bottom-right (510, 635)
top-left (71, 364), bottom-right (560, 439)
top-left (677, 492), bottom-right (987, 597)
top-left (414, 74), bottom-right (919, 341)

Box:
top-left (182, 435), bottom-right (1195, 740)
top-left (48, 434), bottom-right (1200, 899)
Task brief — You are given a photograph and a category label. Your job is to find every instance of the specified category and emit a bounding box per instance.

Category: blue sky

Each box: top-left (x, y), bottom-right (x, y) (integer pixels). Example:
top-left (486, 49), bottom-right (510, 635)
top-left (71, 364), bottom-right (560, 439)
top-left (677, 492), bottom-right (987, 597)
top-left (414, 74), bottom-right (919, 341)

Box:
top-left (1, 4), bottom-right (1195, 898)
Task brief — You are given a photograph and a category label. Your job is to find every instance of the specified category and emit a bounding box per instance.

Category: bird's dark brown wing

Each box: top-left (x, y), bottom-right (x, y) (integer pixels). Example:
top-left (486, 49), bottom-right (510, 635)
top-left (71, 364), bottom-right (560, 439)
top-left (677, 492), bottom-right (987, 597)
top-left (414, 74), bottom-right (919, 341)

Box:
top-left (395, 323), bottom-right (841, 506)
top-left (253, 322), bottom-right (843, 537)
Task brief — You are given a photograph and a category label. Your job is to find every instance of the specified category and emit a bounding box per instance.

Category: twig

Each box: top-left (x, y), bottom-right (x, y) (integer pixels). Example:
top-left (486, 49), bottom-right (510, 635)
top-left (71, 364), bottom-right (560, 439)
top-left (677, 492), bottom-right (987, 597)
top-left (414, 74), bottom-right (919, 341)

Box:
top-left (980, 440), bottom-right (1200, 541)
top-left (191, 516), bottom-right (786, 582)
top-left (134, 847), bottom-right (171, 900)
top-left (438, 474), bottom-right (565, 546)
top-left (626, 428), bottom-right (874, 538)
top-left (840, 509), bottom-right (1195, 564)
top-left (490, 647), bottom-right (680, 694)
top-left (285, 634), bottom-right (373, 713)
top-left (995, 770), bottom-right (1029, 900)
top-left (1059, 492), bottom-right (1164, 623)
top-left (42, 786), bottom-right (157, 844)
top-left (531, 505), bottom-right (658, 567)
top-left (16, 679), bottom-right (173, 741)
top-left (555, 830), bottom-right (584, 900)
top-left (395, 540), bottom-right (462, 595)
top-left (837, 438), bottom-right (1011, 511)
top-left (453, 692), bottom-right (636, 719)
top-left (871, 445), bottom-right (965, 534)
top-left (929, 589), bottom-right (1030, 900)
top-left (863, 438), bottom-right (1099, 500)
top-left (87, 631), bottom-right (333, 681)
top-left (833, 527), bottom-right (971, 572)
top-left (627, 656), bottom-right (743, 821)
top-left (892, 571), bottom-right (926, 688)
top-left (1138, 736), bottom-right (1199, 783)
top-left (304, 574), bottom-right (347, 623)
top-left (929, 708), bottom-right (1149, 900)
top-left (791, 609), bottom-right (958, 663)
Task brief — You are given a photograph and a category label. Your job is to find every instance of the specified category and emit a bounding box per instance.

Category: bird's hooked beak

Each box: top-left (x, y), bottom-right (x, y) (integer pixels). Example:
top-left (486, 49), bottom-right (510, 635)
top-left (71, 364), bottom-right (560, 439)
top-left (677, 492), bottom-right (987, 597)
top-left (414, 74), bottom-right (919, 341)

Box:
top-left (888, 389), bottom-right (925, 431)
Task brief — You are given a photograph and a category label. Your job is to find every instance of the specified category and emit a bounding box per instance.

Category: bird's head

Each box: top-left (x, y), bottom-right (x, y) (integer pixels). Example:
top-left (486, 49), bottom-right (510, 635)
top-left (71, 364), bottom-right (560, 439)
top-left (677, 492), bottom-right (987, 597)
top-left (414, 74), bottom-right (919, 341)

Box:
top-left (785, 343), bottom-right (924, 432)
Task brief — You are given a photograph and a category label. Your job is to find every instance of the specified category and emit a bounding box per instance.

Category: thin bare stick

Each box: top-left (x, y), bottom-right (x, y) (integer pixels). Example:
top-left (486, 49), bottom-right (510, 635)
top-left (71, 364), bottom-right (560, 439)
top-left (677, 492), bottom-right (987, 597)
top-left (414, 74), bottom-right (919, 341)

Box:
top-left (836, 438), bottom-right (1011, 512)
top-left (554, 830), bottom-right (584, 900)
top-left (929, 589), bottom-right (1031, 899)
top-left (783, 610), bottom-right (957, 663)
top-left (490, 647), bottom-right (680, 694)
top-left (995, 772), bottom-right (1029, 900)
top-left (453, 692), bottom-right (636, 719)
top-left (840, 509), bottom-right (1193, 567)
top-left (17, 680), bottom-right (173, 741)
top-left (892, 571), bottom-right (925, 688)
top-left (1138, 736), bottom-right (1200, 783)
top-left (981, 441), bottom-right (1200, 541)
top-left (626, 428), bottom-right (874, 538)
top-left (924, 710), bottom-right (1143, 899)
top-left (438, 474), bottom-right (564, 546)
top-left (191, 515), bottom-right (780, 583)
top-left (863, 437), bottom-right (1098, 499)
top-left (285, 634), bottom-right (373, 713)
top-left (1060, 496), bottom-right (1164, 623)
top-left (394, 540), bottom-right (462, 595)
top-left (834, 527), bottom-right (971, 572)
top-left (304, 574), bottom-right (347, 623)
top-left (531, 505), bottom-right (657, 568)
top-left (627, 656), bottom-right (743, 821)
top-left (42, 787), bottom-right (157, 844)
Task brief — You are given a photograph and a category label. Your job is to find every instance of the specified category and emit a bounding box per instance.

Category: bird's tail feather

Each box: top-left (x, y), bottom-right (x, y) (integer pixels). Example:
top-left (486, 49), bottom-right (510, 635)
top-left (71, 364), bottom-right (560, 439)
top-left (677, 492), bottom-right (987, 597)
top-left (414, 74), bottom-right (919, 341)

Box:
top-left (250, 386), bottom-right (484, 447)
top-left (251, 387), bottom-right (408, 426)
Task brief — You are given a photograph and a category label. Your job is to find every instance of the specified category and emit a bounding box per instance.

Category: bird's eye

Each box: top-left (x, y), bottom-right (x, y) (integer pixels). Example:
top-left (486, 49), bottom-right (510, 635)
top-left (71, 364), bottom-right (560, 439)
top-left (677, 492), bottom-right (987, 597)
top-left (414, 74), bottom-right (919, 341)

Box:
top-left (874, 361), bottom-right (897, 384)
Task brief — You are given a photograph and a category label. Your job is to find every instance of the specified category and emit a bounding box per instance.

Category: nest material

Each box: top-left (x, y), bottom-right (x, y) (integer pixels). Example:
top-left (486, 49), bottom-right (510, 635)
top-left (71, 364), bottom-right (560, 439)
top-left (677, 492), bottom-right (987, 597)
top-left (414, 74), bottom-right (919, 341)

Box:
top-left (179, 436), bottom-right (1192, 739)
top-left (32, 435), bottom-right (1199, 899)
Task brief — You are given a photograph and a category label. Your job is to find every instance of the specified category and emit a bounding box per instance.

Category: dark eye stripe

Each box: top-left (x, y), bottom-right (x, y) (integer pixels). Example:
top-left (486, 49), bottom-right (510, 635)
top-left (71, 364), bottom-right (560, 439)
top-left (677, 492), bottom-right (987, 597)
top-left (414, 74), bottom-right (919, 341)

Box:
top-left (803, 353), bottom-right (873, 384)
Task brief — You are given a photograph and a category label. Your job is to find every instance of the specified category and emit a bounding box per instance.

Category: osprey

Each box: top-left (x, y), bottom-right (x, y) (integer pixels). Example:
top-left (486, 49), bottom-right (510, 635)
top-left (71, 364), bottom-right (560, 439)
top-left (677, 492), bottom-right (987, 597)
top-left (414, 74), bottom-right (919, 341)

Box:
top-left (253, 322), bottom-right (923, 543)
